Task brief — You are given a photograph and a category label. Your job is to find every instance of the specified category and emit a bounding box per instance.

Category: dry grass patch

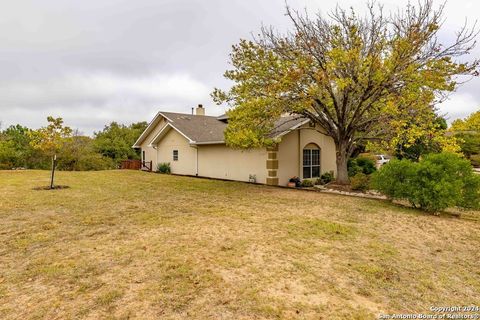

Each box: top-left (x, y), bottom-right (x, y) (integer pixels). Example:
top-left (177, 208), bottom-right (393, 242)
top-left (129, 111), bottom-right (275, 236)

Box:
top-left (0, 170), bottom-right (479, 319)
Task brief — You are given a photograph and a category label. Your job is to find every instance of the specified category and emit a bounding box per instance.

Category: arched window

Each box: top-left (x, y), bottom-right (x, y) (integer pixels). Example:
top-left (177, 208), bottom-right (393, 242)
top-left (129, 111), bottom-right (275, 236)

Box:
top-left (303, 143), bottom-right (320, 179)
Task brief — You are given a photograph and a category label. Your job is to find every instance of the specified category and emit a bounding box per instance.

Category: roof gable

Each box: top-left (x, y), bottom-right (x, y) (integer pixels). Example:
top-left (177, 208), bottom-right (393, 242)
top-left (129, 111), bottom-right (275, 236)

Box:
top-left (149, 122), bottom-right (194, 145)
top-left (159, 112), bottom-right (227, 144)
top-left (132, 112), bottom-right (164, 148)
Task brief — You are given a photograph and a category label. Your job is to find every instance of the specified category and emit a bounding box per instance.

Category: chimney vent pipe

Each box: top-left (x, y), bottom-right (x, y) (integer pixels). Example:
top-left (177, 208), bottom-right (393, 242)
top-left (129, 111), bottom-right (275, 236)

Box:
top-left (195, 104), bottom-right (205, 116)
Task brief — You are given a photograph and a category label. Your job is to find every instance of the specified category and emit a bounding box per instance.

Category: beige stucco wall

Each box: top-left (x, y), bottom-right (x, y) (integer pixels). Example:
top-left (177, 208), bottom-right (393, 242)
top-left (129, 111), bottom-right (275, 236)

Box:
top-left (139, 116), bottom-right (335, 186)
top-left (156, 128), bottom-right (196, 175)
top-left (139, 118), bottom-right (166, 165)
top-left (197, 145), bottom-right (268, 183)
top-left (277, 130), bottom-right (300, 186)
top-left (277, 125), bottom-right (337, 186)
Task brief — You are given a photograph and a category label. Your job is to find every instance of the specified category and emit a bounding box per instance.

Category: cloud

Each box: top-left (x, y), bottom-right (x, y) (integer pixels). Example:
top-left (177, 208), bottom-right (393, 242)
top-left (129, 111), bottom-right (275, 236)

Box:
top-left (0, 0), bottom-right (479, 134)
top-left (438, 92), bottom-right (479, 123)
top-left (0, 72), bottom-right (214, 134)
top-left (0, 72), bottom-right (209, 107)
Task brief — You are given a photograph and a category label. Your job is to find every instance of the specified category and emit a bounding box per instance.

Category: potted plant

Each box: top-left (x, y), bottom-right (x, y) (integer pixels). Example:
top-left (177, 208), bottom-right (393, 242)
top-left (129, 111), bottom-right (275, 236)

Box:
top-left (288, 176), bottom-right (301, 188)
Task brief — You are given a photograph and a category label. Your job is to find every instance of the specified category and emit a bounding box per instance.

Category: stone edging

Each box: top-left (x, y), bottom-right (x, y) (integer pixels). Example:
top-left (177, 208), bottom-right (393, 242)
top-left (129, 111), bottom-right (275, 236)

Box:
top-left (313, 185), bottom-right (388, 200)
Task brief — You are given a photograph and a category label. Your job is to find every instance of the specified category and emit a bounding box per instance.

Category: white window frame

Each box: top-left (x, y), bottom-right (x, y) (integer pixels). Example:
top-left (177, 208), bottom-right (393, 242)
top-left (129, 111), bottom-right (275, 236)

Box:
top-left (173, 150), bottom-right (179, 161)
top-left (303, 148), bottom-right (320, 179)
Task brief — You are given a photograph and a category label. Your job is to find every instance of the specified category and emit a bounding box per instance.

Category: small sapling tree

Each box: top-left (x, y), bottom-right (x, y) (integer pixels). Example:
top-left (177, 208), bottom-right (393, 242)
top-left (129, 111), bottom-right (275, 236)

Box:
top-left (29, 117), bottom-right (72, 189)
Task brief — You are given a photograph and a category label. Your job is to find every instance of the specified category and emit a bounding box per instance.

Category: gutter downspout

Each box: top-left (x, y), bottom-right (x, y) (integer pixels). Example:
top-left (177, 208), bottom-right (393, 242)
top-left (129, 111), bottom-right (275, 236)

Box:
top-left (298, 129), bottom-right (301, 178)
top-left (193, 145), bottom-right (199, 176)
top-left (152, 145), bottom-right (158, 170)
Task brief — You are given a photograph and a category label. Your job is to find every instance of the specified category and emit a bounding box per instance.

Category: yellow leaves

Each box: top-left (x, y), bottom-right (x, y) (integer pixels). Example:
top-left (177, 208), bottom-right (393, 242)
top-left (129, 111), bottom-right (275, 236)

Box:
top-left (211, 88), bottom-right (229, 105)
top-left (335, 77), bottom-right (353, 90)
top-left (427, 23), bottom-right (440, 33)
top-left (435, 135), bottom-right (462, 154)
top-left (369, 87), bottom-right (454, 157)
top-left (214, 3), bottom-right (476, 152)
top-left (28, 117), bottom-right (72, 155)
top-left (450, 119), bottom-right (468, 131)
top-left (450, 110), bottom-right (480, 132)
top-left (222, 96), bottom-right (286, 149)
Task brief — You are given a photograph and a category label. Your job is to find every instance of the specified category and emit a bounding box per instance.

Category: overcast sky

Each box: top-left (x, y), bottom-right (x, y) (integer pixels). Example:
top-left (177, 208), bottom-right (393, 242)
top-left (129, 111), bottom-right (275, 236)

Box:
top-left (0, 0), bottom-right (479, 135)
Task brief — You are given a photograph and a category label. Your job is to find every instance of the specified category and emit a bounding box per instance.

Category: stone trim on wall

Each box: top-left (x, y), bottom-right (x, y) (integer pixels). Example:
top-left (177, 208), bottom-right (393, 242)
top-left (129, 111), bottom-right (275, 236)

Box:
top-left (266, 177), bottom-right (279, 185)
top-left (266, 159), bottom-right (278, 170)
top-left (267, 152), bottom-right (277, 160)
top-left (266, 145), bottom-right (279, 185)
top-left (268, 170), bottom-right (277, 177)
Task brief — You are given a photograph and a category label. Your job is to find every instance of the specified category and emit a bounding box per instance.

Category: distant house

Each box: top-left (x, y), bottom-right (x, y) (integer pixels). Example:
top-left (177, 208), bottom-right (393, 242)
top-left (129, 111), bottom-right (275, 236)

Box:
top-left (133, 105), bottom-right (337, 186)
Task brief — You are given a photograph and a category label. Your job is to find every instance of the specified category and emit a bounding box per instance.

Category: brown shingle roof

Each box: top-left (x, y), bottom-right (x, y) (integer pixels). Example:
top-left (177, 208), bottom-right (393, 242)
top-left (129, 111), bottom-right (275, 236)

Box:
top-left (269, 116), bottom-right (310, 138)
top-left (141, 111), bottom-right (310, 146)
top-left (160, 112), bottom-right (227, 143)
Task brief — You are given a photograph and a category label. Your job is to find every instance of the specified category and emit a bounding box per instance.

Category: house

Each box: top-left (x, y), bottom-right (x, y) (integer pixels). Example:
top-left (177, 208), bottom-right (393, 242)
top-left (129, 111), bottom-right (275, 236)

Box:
top-left (133, 105), bottom-right (337, 186)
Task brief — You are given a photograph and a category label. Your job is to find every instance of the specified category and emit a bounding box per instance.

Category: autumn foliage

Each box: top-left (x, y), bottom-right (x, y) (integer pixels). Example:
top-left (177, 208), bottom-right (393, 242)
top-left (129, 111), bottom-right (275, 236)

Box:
top-left (213, 1), bottom-right (478, 183)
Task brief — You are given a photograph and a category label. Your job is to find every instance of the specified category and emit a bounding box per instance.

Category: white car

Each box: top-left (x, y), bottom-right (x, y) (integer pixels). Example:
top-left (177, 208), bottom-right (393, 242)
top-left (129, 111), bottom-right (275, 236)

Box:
top-left (375, 155), bottom-right (391, 167)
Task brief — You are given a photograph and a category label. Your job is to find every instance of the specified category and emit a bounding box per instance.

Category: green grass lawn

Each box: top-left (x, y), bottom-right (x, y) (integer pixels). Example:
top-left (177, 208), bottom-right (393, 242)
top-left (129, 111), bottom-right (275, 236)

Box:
top-left (0, 170), bottom-right (479, 319)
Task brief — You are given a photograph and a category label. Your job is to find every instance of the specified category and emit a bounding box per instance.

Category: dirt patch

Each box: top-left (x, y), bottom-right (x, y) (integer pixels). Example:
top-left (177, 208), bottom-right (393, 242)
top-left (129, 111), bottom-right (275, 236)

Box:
top-left (33, 185), bottom-right (70, 190)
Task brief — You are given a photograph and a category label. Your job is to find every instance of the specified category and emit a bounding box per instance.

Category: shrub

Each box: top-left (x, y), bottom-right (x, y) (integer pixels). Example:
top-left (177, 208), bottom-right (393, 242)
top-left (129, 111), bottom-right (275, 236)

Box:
top-left (350, 173), bottom-right (370, 192)
top-left (157, 162), bottom-right (171, 174)
top-left (358, 153), bottom-right (377, 162)
top-left (459, 173), bottom-right (480, 209)
top-left (455, 132), bottom-right (480, 157)
top-left (57, 150), bottom-right (116, 171)
top-left (301, 179), bottom-right (314, 187)
top-left (415, 153), bottom-right (480, 211)
top-left (357, 157), bottom-right (377, 175)
top-left (370, 159), bottom-right (416, 200)
top-left (470, 154), bottom-right (480, 167)
top-left (371, 153), bottom-right (480, 212)
top-left (0, 162), bottom-right (13, 170)
top-left (348, 157), bottom-right (377, 177)
top-left (316, 171), bottom-right (335, 185)
top-left (75, 154), bottom-right (116, 171)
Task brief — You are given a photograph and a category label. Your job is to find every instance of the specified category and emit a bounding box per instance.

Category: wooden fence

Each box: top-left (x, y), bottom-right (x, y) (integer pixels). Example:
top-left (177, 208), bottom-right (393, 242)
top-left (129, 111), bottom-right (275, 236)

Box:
top-left (120, 160), bottom-right (153, 172)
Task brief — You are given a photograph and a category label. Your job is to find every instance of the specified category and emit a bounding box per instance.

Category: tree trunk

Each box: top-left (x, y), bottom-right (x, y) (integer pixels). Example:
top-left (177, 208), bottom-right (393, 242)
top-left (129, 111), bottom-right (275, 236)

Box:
top-left (335, 144), bottom-right (349, 185)
top-left (50, 154), bottom-right (57, 189)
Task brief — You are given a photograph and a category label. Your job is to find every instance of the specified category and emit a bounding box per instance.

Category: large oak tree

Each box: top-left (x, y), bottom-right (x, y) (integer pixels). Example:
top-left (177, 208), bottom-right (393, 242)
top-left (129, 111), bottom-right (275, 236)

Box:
top-left (213, 1), bottom-right (478, 184)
